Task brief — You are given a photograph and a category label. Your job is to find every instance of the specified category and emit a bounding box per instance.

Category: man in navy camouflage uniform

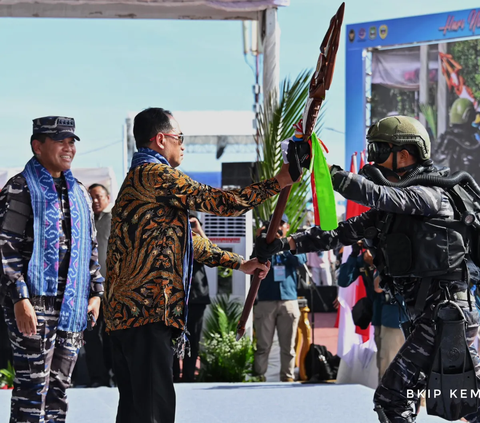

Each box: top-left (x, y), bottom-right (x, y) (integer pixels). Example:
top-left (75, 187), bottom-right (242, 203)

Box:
top-left (0, 116), bottom-right (104, 423)
top-left (256, 115), bottom-right (480, 422)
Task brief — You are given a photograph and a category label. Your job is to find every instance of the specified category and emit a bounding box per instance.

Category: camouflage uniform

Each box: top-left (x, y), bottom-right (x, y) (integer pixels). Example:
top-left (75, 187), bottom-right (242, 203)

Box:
top-left (2, 281), bottom-right (83, 422)
top-left (0, 116), bottom-right (103, 423)
top-left (290, 169), bottom-right (480, 423)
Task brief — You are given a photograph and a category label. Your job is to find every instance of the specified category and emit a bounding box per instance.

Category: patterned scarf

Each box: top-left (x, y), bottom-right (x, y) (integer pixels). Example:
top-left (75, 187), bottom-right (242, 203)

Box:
top-left (131, 147), bottom-right (194, 357)
top-left (22, 157), bottom-right (93, 332)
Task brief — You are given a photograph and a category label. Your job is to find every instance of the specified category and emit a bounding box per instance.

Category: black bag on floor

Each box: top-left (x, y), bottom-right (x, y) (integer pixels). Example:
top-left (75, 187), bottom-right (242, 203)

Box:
top-left (304, 344), bottom-right (339, 381)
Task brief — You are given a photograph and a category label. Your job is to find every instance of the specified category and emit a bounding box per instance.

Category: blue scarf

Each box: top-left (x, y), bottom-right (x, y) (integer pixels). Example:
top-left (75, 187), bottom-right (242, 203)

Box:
top-left (22, 157), bottom-right (94, 332)
top-left (131, 148), bottom-right (194, 357)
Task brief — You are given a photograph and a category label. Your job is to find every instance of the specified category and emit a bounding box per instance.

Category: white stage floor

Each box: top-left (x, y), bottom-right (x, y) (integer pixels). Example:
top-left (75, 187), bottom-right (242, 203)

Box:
top-left (0, 383), bottom-right (444, 422)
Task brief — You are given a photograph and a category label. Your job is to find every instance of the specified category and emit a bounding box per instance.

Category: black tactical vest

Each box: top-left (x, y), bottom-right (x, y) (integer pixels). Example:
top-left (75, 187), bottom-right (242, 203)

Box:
top-left (374, 213), bottom-right (468, 279)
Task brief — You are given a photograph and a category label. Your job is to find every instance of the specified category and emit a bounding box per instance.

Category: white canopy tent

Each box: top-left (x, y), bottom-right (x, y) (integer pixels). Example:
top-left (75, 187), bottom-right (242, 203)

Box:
top-left (0, 0), bottom-right (287, 99)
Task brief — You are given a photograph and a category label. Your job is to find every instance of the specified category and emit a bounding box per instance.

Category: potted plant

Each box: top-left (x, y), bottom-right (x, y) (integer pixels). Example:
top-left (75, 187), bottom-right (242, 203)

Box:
top-left (198, 295), bottom-right (255, 382)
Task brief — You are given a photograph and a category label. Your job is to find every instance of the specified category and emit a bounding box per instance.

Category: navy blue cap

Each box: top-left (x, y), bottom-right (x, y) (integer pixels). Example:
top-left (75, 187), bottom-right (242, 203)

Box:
top-left (32, 116), bottom-right (80, 141)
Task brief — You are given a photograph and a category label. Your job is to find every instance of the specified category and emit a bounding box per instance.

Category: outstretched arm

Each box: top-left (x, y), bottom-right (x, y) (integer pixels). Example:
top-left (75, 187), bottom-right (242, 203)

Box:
top-left (193, 234), bottom-right (270, 279)
top-left (255, 209), bottom-right (379, 259)
top-left (148, 163), bottom-right (295, 218)
top-left (330, 168), bottom-right (449, 217)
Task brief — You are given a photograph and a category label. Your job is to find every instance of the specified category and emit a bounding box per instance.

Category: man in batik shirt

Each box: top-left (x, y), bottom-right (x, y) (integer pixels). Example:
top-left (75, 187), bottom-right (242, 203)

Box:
top-left (105, 107), bottom-right (295, 423)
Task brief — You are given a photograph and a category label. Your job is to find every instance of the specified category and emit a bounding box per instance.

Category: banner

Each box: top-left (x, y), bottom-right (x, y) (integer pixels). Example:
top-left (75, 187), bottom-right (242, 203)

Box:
top-left (346, 7), bottom-right (480, 177)
top-left (371, 39), bottom-right (480, 183)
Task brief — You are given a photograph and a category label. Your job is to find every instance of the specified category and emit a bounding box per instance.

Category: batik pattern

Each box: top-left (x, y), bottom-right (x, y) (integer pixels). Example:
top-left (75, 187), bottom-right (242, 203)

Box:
top-left (105, 163), bottom-right (280, 332)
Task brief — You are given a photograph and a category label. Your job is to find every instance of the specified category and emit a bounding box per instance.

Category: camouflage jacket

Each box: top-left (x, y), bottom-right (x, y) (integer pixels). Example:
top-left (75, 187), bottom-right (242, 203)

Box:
top-left (291, 169), bottom-right (469, 313)
top-left (0, 174), bottom-right (104, 305)
top-left (105, 163), bottom-right (280, 332)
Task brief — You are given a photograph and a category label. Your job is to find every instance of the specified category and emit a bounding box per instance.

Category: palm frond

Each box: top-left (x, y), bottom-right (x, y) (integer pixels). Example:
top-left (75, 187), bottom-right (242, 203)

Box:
top-left (203, 295), bottom-right (243, 340)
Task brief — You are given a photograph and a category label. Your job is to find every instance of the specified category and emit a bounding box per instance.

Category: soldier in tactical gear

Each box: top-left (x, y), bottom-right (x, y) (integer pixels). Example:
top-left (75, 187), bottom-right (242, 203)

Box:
top-left (433, 98), bottom-right (480, 182)
top-left (255, 115), bottom-right (480, 423)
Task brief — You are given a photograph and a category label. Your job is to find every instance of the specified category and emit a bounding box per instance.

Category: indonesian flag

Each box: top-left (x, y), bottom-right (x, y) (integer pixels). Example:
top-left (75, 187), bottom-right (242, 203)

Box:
top-left (336, 152), bottom-right (375, 369)
top-left (352, 151), bottom-right (370, 341)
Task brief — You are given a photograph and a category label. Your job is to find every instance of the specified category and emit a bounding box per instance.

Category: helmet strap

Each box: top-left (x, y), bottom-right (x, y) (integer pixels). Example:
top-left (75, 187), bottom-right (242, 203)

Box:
top-left (375, 158), bottom-right (419, 180)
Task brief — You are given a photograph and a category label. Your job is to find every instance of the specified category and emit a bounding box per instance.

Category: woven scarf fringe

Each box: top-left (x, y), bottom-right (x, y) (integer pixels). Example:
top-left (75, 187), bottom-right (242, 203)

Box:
top-left (173, 329), bottom-right (191, 359)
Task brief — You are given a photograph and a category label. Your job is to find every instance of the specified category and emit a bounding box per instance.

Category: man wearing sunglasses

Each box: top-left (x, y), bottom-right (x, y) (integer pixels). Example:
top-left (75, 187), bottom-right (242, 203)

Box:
top-left (104, 107), bottom-right (296, 423)
top-left (255, 115), bottom-right (480, 423)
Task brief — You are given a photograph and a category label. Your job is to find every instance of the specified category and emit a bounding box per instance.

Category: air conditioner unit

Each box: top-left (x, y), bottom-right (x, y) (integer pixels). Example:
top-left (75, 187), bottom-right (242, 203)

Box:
top-left (201, 210), bottom-right (254, 338)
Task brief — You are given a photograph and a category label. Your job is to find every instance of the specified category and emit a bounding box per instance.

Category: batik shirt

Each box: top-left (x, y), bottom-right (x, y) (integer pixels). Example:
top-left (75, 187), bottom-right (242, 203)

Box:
top-left (0, 174), bottom-right (104, 305)
top-left (105, 163), bottom-right (280, 332)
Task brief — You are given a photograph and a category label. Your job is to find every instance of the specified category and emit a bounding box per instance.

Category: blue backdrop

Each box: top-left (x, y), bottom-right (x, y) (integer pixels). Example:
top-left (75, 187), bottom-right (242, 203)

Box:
top-left (345, 7), bottom-right (480, 168)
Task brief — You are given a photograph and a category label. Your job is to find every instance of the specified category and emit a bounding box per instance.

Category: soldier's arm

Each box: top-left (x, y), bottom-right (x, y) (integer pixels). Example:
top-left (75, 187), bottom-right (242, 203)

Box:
top-left (89, 240), bottom-right (105, 297)
top-left (0, 177), bottom-right (39, 335)
top-left (331, 169), bottom-right (446, 216)
top-left (289, 210), bottom-right (378, 254)
top-left (0, 177), bottom-right (32, 303)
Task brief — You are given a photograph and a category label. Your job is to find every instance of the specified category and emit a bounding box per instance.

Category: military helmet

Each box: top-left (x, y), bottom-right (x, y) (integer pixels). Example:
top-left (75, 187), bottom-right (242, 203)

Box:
top-left (449, 98), bottom-right (475, 125)
top-left (366, 115), bottom-right (430, 161)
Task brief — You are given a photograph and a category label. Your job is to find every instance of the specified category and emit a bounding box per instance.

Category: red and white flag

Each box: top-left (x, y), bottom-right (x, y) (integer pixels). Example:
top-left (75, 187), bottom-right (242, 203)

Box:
top-left (335, 152), bottom-right (377, 388)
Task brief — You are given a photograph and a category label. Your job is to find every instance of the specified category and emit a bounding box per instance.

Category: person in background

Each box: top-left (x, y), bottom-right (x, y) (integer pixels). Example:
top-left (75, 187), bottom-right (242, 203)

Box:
top-left (338, 241), bottom-right (405, 383)
top-left (253, 213), bottom-right (307, 382)
top-left (307, 250), bottom-right (334, 286)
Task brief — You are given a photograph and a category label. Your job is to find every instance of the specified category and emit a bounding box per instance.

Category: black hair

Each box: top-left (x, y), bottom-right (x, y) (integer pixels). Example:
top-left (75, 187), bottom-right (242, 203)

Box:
top-left (89, 183), bottom-right (109, 196)
top-left (30, 133), bottom-right (48, 155)
top-left (133, 108), bottom-right (173, 149)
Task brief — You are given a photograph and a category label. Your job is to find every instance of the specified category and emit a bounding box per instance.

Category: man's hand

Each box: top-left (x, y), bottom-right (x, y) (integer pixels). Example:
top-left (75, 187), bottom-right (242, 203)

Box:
top-left (87, 296), bottom-right (101, 327)
top-left (275, 164), bottom-right (298, 189)
top-left (350, 241), bottom-right (363, 257)
top-left (333, 297), bottom-right (340, 310)
top-left (189, 216), bottom-right (207, 238)
top-left (255, 233), bottom-right (291, 261)
top-left (239, 258), bottom-right (271, 280)
top-left (14, 299), bottom-right (37, 336)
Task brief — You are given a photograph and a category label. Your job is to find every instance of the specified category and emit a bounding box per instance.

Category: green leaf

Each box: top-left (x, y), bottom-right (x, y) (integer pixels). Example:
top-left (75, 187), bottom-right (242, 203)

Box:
top-left (199, 295), bottom-right (255, 382)
top-left (253, 69), bottom-right (326, 233)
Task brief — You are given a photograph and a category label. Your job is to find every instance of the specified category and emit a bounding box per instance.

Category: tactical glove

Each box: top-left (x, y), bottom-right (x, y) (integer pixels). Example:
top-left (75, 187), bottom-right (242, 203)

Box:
top-left (287, 141), bottom-right (311, 181)
top-left (255, 233), bottom-right (290, 261)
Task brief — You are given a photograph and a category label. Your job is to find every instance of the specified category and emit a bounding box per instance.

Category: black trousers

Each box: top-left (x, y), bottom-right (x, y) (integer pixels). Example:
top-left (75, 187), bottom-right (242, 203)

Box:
top-left (83, 309), bottom-right (113, 387)
top-left (110, 321), bottom-right (175, 423)
top-left (173, 304), bottom-right (206, 382)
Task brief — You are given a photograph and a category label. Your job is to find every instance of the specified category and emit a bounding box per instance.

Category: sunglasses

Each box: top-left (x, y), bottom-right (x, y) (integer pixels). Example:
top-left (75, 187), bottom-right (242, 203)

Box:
top-left (150, 133), bottom-right (184, 144)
